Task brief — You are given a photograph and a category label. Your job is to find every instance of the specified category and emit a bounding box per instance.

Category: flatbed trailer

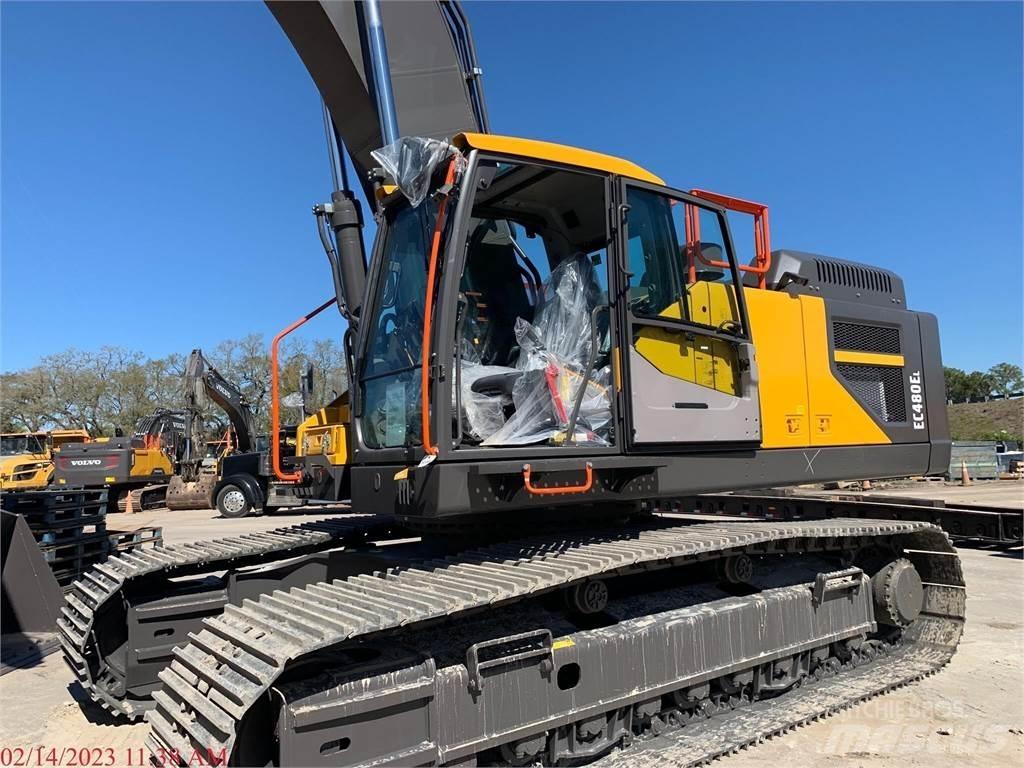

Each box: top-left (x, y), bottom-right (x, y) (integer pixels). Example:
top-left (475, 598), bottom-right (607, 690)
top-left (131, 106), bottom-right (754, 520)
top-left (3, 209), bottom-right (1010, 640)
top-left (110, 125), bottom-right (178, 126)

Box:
top-left (671, 491), bottom-right (1024, 546)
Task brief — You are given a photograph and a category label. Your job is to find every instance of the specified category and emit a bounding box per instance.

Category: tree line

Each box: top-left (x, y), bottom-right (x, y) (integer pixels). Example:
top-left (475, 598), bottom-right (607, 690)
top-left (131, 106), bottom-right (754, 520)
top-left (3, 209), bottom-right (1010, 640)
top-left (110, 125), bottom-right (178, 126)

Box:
top-left (2, 341), bottom-right (1019, 436)
top-left (943, 362), bottom-right (1023, 404)
top-left (1, 336), bottom-right (348, 438)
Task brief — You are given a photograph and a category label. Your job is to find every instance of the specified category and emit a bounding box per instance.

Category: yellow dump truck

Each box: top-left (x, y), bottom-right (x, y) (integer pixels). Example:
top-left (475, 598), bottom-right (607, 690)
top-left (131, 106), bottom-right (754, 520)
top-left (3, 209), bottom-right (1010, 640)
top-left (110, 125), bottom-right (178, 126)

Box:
top-left (0, 430), bottom-right (91, 491)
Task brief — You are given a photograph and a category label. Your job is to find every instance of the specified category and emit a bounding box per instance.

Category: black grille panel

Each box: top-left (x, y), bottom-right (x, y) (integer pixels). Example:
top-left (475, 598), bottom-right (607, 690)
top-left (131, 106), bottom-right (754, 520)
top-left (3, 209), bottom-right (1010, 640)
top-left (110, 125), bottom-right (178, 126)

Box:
top-left (837, 363), bottom-right (906, 423)
top-left (833, 322), bottom-right (901, 354)
top-left (815, 259), bottom-right (893, 293)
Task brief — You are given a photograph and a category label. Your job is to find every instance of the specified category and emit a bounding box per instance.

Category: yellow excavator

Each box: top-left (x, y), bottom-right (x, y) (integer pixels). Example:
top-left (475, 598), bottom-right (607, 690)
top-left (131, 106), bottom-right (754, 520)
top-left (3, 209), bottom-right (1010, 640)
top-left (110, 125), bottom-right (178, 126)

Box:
top-left (53, 412), bottom-right (183, 512)
top-left (58, 3), bottom-right (963, 765)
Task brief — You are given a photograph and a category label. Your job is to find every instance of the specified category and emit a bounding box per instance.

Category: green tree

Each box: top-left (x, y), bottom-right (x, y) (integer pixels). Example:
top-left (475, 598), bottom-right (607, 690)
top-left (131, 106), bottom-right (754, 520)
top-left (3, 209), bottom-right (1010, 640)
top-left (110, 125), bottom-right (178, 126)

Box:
top-left (964, 370), bottom-right (995, 401)
top-left (943, 367), bottom-right (968, 403)
top-left (987, 362), bottom-right (1024, 398)
top-left (0, 337), bottom-right (348, 438)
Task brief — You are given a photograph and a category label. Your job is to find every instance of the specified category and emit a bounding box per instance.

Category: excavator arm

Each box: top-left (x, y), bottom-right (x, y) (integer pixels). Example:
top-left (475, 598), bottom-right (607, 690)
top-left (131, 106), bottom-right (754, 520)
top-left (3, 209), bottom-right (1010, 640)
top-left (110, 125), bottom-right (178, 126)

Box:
top-left (267, 1), bottom-right (490, 325)
top-left (182, 349), bottom-right (256, 455)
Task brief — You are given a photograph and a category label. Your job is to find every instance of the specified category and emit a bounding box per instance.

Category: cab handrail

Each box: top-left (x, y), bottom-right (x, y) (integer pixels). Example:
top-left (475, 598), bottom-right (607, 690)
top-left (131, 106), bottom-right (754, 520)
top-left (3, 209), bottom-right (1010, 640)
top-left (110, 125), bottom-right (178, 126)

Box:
top-left (686, 189), bottom-right (772, 289)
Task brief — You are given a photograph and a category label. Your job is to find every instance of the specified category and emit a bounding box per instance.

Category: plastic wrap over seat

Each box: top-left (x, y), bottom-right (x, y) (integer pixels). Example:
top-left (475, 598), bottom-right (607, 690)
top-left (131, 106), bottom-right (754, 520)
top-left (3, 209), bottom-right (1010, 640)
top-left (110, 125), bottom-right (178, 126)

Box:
top-left (459, 256), bottom-right (612, 446)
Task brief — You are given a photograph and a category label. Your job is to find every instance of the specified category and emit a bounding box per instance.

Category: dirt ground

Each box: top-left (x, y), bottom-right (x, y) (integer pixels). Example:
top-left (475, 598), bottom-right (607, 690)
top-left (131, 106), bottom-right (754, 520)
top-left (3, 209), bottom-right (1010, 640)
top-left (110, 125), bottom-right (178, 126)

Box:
top-left (0, 485), bottom-right (1020, 766)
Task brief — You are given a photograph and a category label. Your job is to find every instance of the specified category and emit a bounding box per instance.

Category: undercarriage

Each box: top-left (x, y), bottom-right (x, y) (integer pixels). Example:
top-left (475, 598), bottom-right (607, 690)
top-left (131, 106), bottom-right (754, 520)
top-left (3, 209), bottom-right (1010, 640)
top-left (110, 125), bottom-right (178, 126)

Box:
top-left (60, 514), bottom-right (963, 766)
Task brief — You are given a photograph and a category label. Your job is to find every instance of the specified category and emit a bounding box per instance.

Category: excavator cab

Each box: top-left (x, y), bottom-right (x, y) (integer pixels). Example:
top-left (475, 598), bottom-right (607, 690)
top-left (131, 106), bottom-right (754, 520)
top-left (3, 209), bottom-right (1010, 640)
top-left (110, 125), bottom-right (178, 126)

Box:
top-left (340, 133), bottom-right (948, 522)
top-left (356, 150), bottom-right (617, 453)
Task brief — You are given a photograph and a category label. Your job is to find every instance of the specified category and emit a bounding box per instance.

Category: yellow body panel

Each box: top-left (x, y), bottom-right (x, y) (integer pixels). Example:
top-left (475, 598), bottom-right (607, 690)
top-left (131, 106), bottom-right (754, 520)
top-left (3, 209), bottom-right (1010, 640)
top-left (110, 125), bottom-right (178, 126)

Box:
top-left (0, 430), bottom-right (90, 490)
top-left (49, 429), bottom-right (90, 444)
top-left (799, 297), bottom-right (891, 446)
top-left (455, 133), bottom-right (664, 185)
top-left (0, 451), bottom-right (52, 491)
top-left (833, 350), bottom-right (906, 367)
top-left (743, 290), bottom-right (810, 447)
top-left (130, 448), bottom-right (174, 478)
top-left (632, 282), bottom-right (740, 396)
top-left (744, 289), bottom-right (891, 448)
top-left (297, 395), bottom-right (351, 467)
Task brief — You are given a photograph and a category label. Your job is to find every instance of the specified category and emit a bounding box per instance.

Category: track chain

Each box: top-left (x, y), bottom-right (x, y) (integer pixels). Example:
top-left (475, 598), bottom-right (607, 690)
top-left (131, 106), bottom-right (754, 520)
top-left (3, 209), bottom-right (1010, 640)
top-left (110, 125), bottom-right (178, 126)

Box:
top-left (142, 518), bottom-right (964, 765)
top-left (58, 513), bottom-right (396, 719)
top-left (599, 632), bottom-right (953, 767)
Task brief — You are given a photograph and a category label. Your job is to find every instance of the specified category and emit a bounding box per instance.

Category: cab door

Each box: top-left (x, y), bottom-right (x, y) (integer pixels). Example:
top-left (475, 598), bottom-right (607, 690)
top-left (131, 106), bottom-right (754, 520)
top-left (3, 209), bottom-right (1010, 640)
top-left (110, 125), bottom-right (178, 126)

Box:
top-left (614, 180), bottom-right (761, 447)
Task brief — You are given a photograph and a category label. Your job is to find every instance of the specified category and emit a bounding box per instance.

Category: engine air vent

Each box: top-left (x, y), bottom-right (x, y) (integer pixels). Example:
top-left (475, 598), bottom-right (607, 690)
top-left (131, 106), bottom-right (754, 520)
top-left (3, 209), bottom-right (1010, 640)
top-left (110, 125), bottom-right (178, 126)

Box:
top-left (815, 259), bottom-right (892, 293)
top-left (833, 322), bottom-right (901, 355)
top-left (836, 363), bottom-right (906, 423)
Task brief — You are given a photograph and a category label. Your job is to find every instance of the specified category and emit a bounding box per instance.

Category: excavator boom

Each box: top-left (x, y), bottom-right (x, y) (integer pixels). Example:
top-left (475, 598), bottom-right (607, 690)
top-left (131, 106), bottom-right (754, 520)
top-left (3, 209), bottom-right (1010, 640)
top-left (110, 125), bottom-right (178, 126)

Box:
top-left (267, 0), bottom-right (488, 198)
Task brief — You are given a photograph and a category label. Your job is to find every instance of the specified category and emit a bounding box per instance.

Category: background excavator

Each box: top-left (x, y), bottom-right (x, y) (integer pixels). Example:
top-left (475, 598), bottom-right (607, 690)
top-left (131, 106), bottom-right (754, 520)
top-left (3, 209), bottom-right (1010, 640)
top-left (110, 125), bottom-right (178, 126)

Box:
top-left (165, 349), bottom-right (258, 511)
top-left (57, 3), bottom-right (965, 766)
top-left (53, 349), bottom-right (256, 512)
top-left (54, 410), bottom-right (184, 512)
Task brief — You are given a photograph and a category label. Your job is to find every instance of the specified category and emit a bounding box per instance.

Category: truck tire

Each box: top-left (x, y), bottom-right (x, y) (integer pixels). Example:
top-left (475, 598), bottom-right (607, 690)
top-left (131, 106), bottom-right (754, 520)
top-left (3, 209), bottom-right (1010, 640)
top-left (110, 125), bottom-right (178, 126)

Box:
top-left (216, 482), bottom-right (254, 519)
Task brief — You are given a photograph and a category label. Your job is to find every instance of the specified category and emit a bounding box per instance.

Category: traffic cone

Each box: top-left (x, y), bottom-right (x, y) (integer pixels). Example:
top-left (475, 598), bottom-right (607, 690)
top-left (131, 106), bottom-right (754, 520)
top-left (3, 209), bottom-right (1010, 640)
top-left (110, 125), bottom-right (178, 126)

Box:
top-left (959, 460), bottom-right (972, 487)
top-left (861, 479), bottom-right (872, 491)
top-left (125, 489), bottom-right (134, 514)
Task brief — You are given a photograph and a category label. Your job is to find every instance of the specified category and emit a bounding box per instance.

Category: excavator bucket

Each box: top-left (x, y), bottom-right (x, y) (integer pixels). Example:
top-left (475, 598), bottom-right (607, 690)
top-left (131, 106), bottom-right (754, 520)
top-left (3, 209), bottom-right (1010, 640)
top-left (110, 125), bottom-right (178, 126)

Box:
top-left (165, 474), bottom-right (218, 511)
top-left (1, 510), bottom-right (64, 671)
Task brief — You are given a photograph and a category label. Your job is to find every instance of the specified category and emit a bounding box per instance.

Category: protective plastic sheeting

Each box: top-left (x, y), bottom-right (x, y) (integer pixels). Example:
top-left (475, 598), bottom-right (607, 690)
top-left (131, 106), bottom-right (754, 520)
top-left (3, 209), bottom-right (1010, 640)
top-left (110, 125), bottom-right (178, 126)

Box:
top-left (470, 257), bottom-right (611, 446)
top-left (371, 136), bottom-right (464, 207)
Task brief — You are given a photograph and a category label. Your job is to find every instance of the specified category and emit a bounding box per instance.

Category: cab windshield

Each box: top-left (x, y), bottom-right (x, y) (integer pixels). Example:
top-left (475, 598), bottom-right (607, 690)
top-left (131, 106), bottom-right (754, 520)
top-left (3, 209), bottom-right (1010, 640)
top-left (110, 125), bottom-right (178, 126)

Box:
top-left (359, 200), bottom-right (440, 449)
top-left (1, 435), bottom-right (45, 456)
top-left (205, 442), bottom-right (226, 459)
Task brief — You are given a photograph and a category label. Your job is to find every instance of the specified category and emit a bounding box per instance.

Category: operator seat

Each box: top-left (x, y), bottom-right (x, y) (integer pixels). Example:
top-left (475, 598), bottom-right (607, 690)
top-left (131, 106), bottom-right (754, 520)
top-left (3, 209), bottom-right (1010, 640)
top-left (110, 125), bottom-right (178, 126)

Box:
top-left (466, 253), bottom-right (605, 442)
top-left (460, 240), bottom-right (534, 366)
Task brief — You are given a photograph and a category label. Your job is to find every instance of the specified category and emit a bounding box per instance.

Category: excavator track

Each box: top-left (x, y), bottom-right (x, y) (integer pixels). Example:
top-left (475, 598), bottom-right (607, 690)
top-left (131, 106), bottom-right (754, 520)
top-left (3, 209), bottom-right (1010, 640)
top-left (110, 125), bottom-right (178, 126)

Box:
top-left (115, 485), bottom-right (168, 513)
top-left (57, 513), bottom-right (397, 720)
top-left (142, 518), bottom-right (964, 766)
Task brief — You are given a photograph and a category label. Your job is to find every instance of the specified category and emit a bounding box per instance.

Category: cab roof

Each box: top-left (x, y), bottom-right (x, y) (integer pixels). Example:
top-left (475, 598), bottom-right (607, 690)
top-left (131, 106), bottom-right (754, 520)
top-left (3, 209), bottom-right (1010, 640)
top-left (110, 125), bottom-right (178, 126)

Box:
top-left (455, 133), bottom-right (664, 185)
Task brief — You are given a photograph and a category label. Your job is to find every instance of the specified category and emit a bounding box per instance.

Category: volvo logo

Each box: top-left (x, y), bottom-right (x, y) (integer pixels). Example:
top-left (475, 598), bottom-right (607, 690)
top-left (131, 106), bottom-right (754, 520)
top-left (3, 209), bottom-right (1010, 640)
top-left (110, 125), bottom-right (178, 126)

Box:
top-left (70, 459), bottom-right (102, 466)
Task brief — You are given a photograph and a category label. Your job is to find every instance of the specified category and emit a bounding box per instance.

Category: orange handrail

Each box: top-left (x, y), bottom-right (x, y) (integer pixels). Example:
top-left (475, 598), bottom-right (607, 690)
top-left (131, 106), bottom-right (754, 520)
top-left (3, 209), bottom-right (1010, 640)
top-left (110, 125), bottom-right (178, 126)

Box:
top-left (270, 297), bottom-right (335, 482)
top-left (419, 157), bottom-right (460, 456)
top-left (522, 462), bottom-right (594, 496)
top-left (686, 189), bottom-right (772, 289)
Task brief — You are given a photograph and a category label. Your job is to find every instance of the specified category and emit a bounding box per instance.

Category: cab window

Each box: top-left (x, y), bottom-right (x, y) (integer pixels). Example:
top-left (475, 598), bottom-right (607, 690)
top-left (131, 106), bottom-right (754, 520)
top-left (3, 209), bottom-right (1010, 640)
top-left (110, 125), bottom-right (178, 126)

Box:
top-left (625, 188), bottom-right (743, 336)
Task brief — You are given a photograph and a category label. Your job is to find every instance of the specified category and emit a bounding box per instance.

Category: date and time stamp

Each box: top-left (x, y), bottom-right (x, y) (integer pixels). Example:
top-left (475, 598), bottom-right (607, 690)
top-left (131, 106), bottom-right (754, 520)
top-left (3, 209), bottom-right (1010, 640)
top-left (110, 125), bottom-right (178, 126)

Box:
top-left (0, 747), bottom-right (225, 767)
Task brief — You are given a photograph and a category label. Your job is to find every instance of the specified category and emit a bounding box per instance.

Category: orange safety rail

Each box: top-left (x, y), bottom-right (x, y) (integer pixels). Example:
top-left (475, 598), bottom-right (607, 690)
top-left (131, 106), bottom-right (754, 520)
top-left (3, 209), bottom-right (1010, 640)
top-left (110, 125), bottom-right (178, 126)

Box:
top-left (522, 461), bottom-right (594, 496)
top-left (419, 157), bottom-right (460, 456)
top-left (270, 297), bottom-right (335, 483)
top-left (686, 190), bottom-right (772, 289)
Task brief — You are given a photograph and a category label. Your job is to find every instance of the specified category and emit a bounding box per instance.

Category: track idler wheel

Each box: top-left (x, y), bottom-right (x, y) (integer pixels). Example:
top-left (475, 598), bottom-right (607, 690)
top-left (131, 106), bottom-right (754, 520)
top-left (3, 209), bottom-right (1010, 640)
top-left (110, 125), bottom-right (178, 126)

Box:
top-left (499, 734), bottom-right (546, 765)
top-left (718, 554), bottom-right (754, 584)
top-left (564, 579), bottom-right (608, 615)
top-left (872, 558), bottom-right (924, 627)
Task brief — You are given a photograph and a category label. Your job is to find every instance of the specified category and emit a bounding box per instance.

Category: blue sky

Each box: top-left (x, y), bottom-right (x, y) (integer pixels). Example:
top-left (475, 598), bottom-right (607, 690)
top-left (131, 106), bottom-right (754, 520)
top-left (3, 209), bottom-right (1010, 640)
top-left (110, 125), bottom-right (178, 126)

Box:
top-left (2, 1), bottom-right (1021, 373)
